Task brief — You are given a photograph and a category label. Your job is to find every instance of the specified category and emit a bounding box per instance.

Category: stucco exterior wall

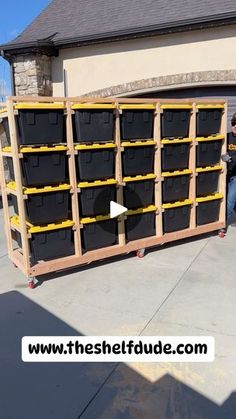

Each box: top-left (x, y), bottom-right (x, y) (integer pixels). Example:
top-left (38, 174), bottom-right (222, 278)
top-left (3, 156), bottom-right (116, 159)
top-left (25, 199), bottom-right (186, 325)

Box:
top-left (51, 25), bottom-right (236, 97)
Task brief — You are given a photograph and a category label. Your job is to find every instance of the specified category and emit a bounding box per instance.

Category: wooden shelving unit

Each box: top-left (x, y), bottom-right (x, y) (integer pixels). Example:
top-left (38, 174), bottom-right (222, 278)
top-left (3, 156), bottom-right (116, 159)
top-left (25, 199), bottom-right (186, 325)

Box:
top-left (0, 96), bottom-right (227, 285)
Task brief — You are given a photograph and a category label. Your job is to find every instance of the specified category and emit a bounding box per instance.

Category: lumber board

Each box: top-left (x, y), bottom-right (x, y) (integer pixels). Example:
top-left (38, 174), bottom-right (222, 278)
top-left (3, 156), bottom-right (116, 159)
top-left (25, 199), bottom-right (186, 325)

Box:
top-left (25, 221), bottom-right (224, 277)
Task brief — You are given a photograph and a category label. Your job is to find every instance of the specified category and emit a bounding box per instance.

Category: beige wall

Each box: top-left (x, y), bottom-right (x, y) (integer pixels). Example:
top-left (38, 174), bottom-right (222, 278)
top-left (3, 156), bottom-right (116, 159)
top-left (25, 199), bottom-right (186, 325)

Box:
top-left (52, 26), bottom-right (236, 96)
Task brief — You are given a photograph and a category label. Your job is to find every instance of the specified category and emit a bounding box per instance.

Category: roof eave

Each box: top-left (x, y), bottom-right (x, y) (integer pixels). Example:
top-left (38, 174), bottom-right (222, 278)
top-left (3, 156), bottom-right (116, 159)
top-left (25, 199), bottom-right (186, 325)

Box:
top-left (2, 12), bottom-right (236, 55)
top-left (56, 12), bottom-right (236, 47)
top-left (0, 40), bottom-right (58, 59)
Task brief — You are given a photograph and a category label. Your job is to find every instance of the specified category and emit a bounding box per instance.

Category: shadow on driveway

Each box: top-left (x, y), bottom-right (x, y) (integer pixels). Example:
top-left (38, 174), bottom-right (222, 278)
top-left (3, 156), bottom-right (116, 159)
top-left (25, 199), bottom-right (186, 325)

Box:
top-left (0, 291), bottom-right (235, 419)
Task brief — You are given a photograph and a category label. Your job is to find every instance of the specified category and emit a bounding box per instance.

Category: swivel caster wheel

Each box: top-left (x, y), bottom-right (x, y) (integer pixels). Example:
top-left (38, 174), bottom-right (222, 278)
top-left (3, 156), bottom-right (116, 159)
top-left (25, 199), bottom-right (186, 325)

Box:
top-left (218, 229), bottom-right (226, 239)
top-left (136, 248), bottom-right (145, 258)
top-left (28, 277), bottom-right (37, 289)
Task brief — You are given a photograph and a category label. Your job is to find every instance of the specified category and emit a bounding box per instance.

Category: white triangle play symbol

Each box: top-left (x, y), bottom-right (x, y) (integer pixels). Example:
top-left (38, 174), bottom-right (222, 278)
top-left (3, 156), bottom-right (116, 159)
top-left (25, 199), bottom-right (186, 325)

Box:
top-left (110, 201), bottom-right (127, 218)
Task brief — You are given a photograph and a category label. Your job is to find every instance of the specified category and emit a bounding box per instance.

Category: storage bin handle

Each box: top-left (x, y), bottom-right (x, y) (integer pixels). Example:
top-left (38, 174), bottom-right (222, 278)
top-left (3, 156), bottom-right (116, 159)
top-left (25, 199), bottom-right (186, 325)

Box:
top-left (198, 174), bottom-right (205, 183)
top-left (103, 187), bottom-right (112, 198)
top-left (37, 233), bottom-right (47, 244)
top-left (167, 178), bottom-right (174, 187)
top-left (143, 111), bottom-right (150, 123)
top-left (34, 195), bottom-right (43, 207)
top-left (85, 189), bottom-right (95, 200)
top-left (52, 154), bottom-right (61, 166)
top-left (166, 145), bottom-right (173, 156)
top-left (103, 150), bottom-right (110, 161)
top-left (20, 159), bottom-right (27, 178)
top-left (166, 111), bottom-right (173, 122)
top-left (85, 151), bottom-right (92, 163)
top-left (168, 209), bottom-right (175, 219)
top-left (103, 111), bottom-right (110, 124)
top-left (58, 229), bottom-right (67, 239)
top-left (127, 112), bottom-right (134, 123)
top-left (200, 111), bottom-right (207, 121)
top-left (87, 224), bottom-right (96, 234)
top-left (201, 143), bottom-right (207, 152)
top-left (127, 148), bottom-right (135, 159)
top-left (180, 144), bottom-right (186, 154)
top-left (144, 147), bottom-right (152, 157)
top-left (181, 111), bottom-right (187, 121)
top-left (144, 181), bottom-right (151, 191)
top-left (30, 155), bottom-right (39, 168)
top-left (25, 112), bottom-right (35, 125)
top-left (214, 142), bottom-right (220, 150)
top-left (56, 192), bottom-right (65, 204)
top-left (49, 112), bottom-right (58, 125)
top-left (129, 216), bottom-right (136, 227)
top-left (214, 110), bottom-right (220, 120)
top-left (82, 111), bottom-right (91, 124)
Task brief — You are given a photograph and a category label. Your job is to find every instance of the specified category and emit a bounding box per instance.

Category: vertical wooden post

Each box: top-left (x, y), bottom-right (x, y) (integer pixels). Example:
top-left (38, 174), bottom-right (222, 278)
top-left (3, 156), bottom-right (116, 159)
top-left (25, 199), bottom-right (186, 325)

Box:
top-left (7, 98), bottom-right (30, 275)
top-left (154, 102), bottom-right (163, 237)
top-left (66, 100), bottom-right (82, 256)
top-left (115, 104), bottom-right (126, 246)
top-left (219, 103), bottom-right (227, 223)
top-left (0, 126), bottom-right (13, 254)
top-left (189, 102), bottom-right (196, 229)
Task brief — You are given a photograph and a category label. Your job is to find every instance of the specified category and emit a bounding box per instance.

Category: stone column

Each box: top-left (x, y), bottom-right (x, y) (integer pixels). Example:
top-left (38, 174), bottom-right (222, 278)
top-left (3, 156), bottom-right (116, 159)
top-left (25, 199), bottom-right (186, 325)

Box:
top-left (12, 53), bottom-right (52, 96)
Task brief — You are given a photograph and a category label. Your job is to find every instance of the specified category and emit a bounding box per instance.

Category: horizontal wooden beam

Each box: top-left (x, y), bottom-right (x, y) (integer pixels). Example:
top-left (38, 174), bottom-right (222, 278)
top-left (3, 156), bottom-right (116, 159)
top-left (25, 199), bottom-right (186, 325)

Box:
top-left (22, 221), bottom-right (224, 277)
top-left (8, 96), bottom-right (227, 105)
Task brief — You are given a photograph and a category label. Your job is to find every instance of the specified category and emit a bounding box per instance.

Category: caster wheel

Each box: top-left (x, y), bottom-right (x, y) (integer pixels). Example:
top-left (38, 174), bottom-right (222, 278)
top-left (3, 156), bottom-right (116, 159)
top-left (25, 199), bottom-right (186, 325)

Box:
top-left (218, 229), bottom-right (226, 238)
top-left (28, 278), bottom-right (37, 289)
top-left (136, 249), bottom-right (145, 258)
top-left (28, 281), bottom-right (35, 289)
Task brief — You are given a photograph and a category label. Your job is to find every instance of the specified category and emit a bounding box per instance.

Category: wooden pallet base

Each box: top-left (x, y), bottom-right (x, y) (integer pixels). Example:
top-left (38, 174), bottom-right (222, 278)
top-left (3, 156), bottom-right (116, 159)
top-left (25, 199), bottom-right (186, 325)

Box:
top-left (9, 221), bottom-right (224, 278)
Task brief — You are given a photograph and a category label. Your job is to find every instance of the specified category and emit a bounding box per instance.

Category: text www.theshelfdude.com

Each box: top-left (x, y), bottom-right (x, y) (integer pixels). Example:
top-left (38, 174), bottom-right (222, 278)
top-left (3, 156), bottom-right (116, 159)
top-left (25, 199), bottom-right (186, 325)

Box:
top-left (22, 336), bottom-right (215, 362)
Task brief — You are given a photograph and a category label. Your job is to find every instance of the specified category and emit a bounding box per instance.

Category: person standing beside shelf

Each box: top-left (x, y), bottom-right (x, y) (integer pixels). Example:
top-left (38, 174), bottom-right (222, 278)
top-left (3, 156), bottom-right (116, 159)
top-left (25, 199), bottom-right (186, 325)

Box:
top-left (219, 113), bottom-right (236, 236)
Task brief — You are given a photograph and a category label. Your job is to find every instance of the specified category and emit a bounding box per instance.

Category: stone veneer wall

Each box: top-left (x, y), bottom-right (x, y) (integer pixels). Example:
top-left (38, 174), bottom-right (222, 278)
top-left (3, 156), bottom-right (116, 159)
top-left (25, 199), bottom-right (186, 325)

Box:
top-left (83, 70), bottom-right (236, 97)
top-left (12, 53), bottom-right (52, 96)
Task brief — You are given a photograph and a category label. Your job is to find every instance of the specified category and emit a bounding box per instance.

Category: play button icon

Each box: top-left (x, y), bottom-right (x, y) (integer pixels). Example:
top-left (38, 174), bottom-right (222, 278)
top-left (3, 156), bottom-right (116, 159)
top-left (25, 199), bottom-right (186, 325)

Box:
top-left (110, 201), bottom-right (127, 218)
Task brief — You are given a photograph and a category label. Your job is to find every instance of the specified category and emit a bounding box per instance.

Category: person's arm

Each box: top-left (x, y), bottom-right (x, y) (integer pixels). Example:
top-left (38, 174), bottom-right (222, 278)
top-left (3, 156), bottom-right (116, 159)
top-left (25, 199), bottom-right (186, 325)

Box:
top-left (222, 152), bottom-right (236, 175)
top-left (221, 153), bottom-right (232, 162)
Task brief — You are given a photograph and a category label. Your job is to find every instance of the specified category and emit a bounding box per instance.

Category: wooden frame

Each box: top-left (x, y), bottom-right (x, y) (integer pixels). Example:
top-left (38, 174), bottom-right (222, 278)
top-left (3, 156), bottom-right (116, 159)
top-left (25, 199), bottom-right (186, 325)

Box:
top-left (0, 96), bottom-right (226, 281)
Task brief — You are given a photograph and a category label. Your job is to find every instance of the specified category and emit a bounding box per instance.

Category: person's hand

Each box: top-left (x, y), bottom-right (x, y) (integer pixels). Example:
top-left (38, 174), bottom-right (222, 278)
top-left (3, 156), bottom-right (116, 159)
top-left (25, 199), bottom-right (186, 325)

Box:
top-left (221, 153), bottom-right (232, 162)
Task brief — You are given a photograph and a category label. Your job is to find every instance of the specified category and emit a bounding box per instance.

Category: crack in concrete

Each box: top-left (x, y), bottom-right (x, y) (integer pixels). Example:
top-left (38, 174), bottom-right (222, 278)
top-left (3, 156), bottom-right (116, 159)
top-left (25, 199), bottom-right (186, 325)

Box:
top-left (77, 363), bottom-right (120, 419)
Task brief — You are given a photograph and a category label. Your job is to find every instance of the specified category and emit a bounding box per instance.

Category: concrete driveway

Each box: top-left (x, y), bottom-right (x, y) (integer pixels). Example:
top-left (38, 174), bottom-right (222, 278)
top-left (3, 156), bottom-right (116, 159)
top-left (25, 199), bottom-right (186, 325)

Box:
top-left (0, 207), bottom-right (236, 419)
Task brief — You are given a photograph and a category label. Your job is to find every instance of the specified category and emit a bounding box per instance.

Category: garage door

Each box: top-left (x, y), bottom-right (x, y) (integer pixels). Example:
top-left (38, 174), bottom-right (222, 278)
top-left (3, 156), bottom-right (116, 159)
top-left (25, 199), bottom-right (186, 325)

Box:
top-left (138, 86), bottom-right (236, 131)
